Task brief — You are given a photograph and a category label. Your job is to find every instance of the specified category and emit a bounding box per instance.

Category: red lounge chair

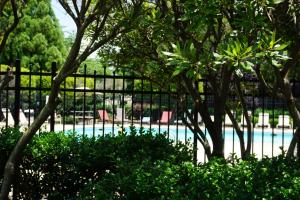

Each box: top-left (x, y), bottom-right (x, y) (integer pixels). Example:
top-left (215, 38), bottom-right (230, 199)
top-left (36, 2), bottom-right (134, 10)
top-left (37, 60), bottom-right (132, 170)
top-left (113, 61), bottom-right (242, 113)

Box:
top-left (159, 111), bottom-right (172, 124)
top-left (98, 110), bottom-right (110, 121)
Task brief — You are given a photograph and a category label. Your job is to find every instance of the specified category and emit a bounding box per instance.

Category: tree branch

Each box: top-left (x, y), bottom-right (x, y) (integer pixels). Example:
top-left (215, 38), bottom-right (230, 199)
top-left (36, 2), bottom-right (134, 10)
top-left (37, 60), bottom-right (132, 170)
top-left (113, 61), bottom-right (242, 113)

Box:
top-left (254, 65), bottom-right (285, 99)
top-left (0, 69), bottom-right (13, 91)
top-left (224, 105), bottom-right (246, 158)
top-left (180, 74), bottom-right (216, 142)
top-left (281, 39), bottom-right (300, 76)
top-left (234, 76), bottom-right (252, 156)
top-left (0, 0), bottom-right (9, 15)
top-left (58, 0), bottom-right (79, 27)
top-left (72, 0), bottom-right (80, 18)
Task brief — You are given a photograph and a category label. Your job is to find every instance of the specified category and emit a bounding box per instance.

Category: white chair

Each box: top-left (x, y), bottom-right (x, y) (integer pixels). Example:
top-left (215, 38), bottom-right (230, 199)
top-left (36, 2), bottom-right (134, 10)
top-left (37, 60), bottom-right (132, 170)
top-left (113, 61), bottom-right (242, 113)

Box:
top-left (186, 110), bottom-right (202, 124)
top-left (55, 113), bottom-right (62, 124)
top-left (240, 111), bottom-right (252, 127)
top-left (277, 115), bottom-right (291, 128)
top-left (224, 114), bottom-right (232, 126)
top-left (210, 115), bottom-right (214, 122)
top-left (185, 109), bottom-right (192, 124)
top-left (116, 108), bottom-right (129, 122)
top-left (255, 113), bottom-right (270, 128)
top-left (116, 108), bottom-right (123, 121)
top-left (197, 113), bottom-right (202, 124)
top-left (224, 111), bottom-right (235, 127)
top-left (0, 108), bottom-right (14, 126)
top-left (142, 117), bottom-right (151, 123)
top-left (24, 109), bottom-right (34, 123)
top-left (19, 109), bottom-right (29, 126)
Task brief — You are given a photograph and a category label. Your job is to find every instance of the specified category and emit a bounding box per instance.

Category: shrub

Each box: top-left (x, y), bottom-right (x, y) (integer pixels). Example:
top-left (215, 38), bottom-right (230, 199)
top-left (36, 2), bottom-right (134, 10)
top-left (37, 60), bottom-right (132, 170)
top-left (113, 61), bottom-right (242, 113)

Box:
top-left (0, 127), bottom-right (192, 199)
top-left (0, 128), bottom-right (22, 181)
top-left (77, 156), bottom-right (300, 200)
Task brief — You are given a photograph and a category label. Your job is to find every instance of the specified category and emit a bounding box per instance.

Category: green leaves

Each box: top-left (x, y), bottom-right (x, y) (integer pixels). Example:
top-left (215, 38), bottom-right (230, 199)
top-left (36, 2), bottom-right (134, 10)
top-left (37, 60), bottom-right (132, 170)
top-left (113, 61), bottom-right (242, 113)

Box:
top-left (272, 0), bottom-right (285, 4)
top-left (213, 40), bottom-right (254, 74)
top-left (256, 31), bottom-right (290, 68)
top-left (213, 31), bottom-right (290, 76)
top-left (0, 127), bottom-right (192, 199)
top-left (78, 156), bottom-right (300, 199)
top-left (162, 41), bottom-right (201, 79)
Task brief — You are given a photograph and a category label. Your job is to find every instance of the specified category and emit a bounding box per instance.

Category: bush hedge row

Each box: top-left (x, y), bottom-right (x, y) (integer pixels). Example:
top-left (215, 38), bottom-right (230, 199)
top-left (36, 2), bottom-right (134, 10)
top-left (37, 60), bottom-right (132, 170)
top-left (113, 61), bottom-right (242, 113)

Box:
top-left (0, 127), bottom-right (192, 199)
top-left (1, 127), bottom-right (300, 199)
top-left (78, 156), bottom-right (300, 200)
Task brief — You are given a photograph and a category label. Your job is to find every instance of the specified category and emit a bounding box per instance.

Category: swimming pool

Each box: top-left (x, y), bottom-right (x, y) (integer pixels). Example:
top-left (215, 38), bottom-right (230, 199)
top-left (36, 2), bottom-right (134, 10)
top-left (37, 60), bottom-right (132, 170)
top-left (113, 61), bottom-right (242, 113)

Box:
top-left (71, 126), bottom-right (294, 145)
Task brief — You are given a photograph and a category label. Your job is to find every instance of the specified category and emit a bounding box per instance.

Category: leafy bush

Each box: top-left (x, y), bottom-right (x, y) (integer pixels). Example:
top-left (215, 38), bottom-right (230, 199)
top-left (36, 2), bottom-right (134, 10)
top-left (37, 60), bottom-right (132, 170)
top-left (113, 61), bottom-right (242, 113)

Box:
top-left (77, 156), bottom-right (300, 200)
top-left (2, 127), bottom-right (300, 200)
top-left (0, 128), bottom-right (22, 180)
top-left (0, 127), bottom-right (192, 199)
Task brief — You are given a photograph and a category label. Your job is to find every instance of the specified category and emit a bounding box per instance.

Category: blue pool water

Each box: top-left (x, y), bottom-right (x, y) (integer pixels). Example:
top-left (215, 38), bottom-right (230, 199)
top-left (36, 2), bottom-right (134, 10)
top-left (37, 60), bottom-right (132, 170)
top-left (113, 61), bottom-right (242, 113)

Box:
top-left (72, 126), bottom-right (293, 145)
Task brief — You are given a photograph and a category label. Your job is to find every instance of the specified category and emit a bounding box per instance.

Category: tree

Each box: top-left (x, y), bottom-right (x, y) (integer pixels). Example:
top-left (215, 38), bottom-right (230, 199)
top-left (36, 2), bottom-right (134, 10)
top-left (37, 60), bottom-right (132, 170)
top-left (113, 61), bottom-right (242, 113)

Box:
top-left (0, 0), bottom-right (26, 90)
top-left (207, 0), bottom-right (300, 157)
top-left (100, 0), bottom-right (256, 159)
top-left (250, 1), bottom-right (300, 157)
top-left (0, 0), bottom-right (145, 199)
top-left (100, 0), bottom-right (300, 160)
top-left (0, 0), bottom-right (24, 54)
top-left (0, 0), bottom-right (67, 71)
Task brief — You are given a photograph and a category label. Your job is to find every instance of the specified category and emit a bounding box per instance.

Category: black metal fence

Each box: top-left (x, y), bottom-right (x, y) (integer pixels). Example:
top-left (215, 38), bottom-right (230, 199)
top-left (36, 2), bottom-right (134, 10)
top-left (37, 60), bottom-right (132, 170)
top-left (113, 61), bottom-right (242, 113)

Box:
top-left (0, 60), bottom-right (299, 162)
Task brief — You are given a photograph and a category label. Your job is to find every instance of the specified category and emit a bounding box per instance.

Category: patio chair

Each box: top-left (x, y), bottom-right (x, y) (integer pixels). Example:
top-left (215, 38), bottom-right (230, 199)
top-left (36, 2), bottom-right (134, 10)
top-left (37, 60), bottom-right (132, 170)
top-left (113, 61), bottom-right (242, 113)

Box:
top-left (197, 113), bottom-right (202, 124)
top-left (19, 109), bottom-right (28, 126)
top-left (158, 111), bottom-right (172, 124)
top-left (239, 111), bottom-right (252, 127)
top-left (224, 111), bottom-right (235, 126)
top-left (0, 108), bottom-right (14, 126)
top-left (98, 109), bottom-right (110, 122)
top-left (276, 115), bottom-right (291, 129)
top-left (24, 109), bottom-right (34, 123)
top-left (115, 108), bottom-right (129, 122)
top-left (55, 113), bottom-right (62, 124)
top-left (255, 113), bottom-right (270, 128)
top-left (142, 117), bottom-right (151, 123)
top-left (116, 108), bottom-right (123, 121)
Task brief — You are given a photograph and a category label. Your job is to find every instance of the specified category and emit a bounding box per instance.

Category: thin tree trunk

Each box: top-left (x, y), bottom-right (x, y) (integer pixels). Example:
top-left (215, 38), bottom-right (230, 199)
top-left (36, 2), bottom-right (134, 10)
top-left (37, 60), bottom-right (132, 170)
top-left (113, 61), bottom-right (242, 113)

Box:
top-left (0, 78), bottom-right (61, 200)
top-left (225, 107), bottom-right (246, 158)
top-left (287, 129), bottom-right (299, 157)
top-left (184, 110), bottom-right (212, 158)
top-left (234, 77), bottom-right (253, 157)
top-left (275, 72), bottom-right (300, 158)
top-left (209, 67), bottom-right (232, 158)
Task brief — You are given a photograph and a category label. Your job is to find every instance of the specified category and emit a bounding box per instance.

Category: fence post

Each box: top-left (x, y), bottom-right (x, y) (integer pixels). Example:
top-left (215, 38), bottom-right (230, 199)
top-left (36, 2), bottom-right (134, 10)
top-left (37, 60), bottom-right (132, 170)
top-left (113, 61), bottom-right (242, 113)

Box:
top-left (50, 62), bottom-right (56, 132)
top-left (14, 59), bottom-right (21, 127)
top-left (193, 81), bottom-right (198, 165)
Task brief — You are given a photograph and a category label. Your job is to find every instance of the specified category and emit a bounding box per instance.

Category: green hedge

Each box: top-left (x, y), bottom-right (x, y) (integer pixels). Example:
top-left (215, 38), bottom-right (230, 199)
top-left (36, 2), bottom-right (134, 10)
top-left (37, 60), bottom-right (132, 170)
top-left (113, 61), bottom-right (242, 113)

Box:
top-left (0, 127), bottom-right (192, 199)
top-left (1, 127), bottom-right (300, 200)
top-left (78, 156), bottom-right (300, 200)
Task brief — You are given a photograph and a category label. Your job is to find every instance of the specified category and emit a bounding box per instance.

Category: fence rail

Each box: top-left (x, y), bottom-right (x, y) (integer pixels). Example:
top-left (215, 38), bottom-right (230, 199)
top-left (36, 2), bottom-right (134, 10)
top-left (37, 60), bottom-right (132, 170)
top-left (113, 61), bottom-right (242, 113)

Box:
top-left (0, 60), bottom-right (299, 162)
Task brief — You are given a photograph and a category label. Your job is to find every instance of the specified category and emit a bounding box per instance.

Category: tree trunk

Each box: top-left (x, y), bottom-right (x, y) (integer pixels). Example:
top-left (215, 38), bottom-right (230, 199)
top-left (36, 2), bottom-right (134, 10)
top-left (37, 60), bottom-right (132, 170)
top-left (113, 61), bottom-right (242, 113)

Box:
top-left (211, 135), bottom-right (224, 158)
top-left (234, 77), bottom-right (253, 158)
top-left (277, 74), bottom-right (300, 158)
top-left (210, 96), bottom-right (225, 158)
top-left (225, 107), bottom-right (246, 158)
top-left (287, 128), bottom-right (300, 157)
top-left (0, 79), bottom-right (61, 200)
